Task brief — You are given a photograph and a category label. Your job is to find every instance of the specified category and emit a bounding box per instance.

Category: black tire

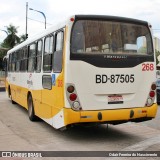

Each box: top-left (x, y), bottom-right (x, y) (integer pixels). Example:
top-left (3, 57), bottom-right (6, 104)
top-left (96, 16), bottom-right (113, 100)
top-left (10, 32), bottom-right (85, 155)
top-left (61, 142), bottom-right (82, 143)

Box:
top-left (8, 87), bottom-right (16, 104)
top-left (28, 94), bottom-right (37, 121)
top-left (8, 86), bottom-right (11, 98)
top-left (11, 96), bottom-right (16, 104)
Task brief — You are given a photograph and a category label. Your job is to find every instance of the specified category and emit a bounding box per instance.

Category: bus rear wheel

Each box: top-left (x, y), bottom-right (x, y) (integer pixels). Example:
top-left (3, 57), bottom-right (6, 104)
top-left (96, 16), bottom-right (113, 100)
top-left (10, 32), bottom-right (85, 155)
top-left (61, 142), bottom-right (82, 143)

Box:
top-left (28, 94), bottom-right (37, 121)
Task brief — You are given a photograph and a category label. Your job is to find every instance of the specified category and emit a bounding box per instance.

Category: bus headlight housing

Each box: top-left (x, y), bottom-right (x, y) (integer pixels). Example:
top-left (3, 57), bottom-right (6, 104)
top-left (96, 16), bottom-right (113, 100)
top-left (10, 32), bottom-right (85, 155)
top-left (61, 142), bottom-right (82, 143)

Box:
top-left (146, 83), bottom-right (156, 106)
top-left (66, 83), bottom-right (82, 111)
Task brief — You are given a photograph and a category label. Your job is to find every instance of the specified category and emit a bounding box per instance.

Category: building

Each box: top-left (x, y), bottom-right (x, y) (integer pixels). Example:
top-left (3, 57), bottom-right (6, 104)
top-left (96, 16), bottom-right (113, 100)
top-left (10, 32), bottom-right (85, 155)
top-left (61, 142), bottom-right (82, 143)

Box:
top-left (153, 37), bottom-right (160, 52)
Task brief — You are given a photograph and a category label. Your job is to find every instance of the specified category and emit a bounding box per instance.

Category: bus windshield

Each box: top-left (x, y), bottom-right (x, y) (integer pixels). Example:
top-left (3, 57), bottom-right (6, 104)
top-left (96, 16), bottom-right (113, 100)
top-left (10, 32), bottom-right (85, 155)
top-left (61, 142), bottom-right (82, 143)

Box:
top-left (71, 20), bottom-right (153, 55)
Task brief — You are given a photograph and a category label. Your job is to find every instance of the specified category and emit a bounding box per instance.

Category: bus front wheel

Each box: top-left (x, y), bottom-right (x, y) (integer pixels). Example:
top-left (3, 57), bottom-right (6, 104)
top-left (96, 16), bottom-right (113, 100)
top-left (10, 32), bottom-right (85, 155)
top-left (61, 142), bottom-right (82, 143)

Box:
top-left (28, 94), bottom-right (37, 121)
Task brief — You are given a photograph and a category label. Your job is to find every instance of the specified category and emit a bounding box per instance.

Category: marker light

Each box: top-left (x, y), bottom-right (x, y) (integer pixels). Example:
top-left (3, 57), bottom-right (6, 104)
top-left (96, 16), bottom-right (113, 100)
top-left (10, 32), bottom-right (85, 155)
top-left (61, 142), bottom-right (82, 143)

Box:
top-left (70, 18), bottom-right (75, 22)
top-left (69, 93), bottom-right (77, 101)
top-left (142, 110), bottom-right (147, 113)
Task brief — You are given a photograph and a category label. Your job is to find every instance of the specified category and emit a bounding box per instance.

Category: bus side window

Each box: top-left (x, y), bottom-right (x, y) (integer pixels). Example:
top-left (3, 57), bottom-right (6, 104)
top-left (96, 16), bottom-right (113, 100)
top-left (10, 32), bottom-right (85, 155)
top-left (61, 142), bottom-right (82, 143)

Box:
top-left (24, 47), bottom-right (28, 71)
top-left (12, 52), bottom-right (16, 72)
top-left (28, 43), bottom-right (36, 72)
top-left (43, 35), bottom-right (54, 72)
top-left (20, 47), bottom-right (28, 72)
top-left (3, 58), bottom-right (8, 77)
top-left (53, 31), bottom-right (64, 73)
top-left (16, 50), bottom-right (21, 72)
top-left (20, 49), bottom-right (24, 72)
top-left (36, 40), bottom-right (42, 72)
top-left (8, 54), bottom-right (12, 72)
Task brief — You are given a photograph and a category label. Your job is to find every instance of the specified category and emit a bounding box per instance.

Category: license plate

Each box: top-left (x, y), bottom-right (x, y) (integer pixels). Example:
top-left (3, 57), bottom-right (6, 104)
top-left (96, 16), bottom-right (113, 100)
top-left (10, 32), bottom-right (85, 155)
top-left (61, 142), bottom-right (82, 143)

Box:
top-left (108, 95), bottom-right (123, 104)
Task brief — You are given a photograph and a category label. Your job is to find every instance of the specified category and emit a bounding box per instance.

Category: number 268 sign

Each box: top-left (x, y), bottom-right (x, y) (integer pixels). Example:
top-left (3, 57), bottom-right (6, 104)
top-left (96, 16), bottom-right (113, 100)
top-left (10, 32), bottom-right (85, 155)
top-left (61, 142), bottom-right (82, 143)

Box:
top-left (142, 63), bottom-right (154, 71)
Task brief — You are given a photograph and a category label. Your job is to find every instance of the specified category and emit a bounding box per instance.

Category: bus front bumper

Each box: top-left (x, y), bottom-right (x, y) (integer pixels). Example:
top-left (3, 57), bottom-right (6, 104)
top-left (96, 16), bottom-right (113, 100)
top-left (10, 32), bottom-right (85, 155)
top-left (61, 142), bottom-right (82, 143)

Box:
top-left (63, 103), bottom-right (158, 126)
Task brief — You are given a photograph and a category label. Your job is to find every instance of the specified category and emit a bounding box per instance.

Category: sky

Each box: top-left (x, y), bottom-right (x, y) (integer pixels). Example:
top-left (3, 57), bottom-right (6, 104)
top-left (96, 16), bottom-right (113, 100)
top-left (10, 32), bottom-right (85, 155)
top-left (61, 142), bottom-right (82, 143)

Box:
top-left (0, 0), bottom-right (160, 43)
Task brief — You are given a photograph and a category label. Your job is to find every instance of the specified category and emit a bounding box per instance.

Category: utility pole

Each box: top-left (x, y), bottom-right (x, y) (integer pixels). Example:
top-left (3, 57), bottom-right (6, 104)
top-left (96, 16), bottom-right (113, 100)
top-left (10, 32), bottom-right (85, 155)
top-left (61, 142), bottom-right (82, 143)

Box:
top-left (26, 2), bottom-right (28, 39)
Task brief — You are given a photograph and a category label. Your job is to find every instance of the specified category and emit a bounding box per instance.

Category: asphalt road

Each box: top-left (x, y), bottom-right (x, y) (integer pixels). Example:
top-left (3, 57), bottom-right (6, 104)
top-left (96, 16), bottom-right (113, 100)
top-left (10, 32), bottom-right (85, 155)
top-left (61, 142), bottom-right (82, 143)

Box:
top-left (0, 91), bottom-right (160, 160)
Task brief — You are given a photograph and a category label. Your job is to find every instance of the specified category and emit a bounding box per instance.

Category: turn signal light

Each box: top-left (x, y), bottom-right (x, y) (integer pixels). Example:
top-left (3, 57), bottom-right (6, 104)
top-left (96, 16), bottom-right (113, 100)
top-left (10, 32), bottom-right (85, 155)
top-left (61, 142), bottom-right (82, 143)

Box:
top-left (67, 85), bottom-right (75, 93)
top-left (151, 84), bottom-right (156, 90)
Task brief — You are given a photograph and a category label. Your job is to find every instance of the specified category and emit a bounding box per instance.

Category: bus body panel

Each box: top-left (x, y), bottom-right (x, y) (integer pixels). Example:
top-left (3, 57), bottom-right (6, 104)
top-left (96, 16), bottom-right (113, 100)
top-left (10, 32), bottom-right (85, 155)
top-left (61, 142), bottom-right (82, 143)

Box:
top-left (65, 61), bottom-right (156, 110)
top-left (6, 71), bottom-right (65, 128)
top-left (63, 103), bottom-right (158, 126)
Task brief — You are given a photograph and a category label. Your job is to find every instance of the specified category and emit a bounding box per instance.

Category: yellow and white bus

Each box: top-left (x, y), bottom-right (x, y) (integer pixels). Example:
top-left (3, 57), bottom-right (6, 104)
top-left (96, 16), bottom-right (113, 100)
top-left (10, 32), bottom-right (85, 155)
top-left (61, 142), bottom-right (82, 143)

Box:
top-left (4, 15), bottom-right (158, 129)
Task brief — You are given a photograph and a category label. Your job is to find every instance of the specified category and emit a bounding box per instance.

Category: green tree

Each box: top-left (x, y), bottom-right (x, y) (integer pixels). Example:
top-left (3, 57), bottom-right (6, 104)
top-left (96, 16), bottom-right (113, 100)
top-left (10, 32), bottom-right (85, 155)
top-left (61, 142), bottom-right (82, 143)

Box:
top-left (155, 49), bottom-right (160, 65)
top-left (0, 45), bottom-right (8, 70)
top-left (0, 24), bottom-right (26, 70)
top-left (2, 24), bottom-right (20, 49)
top-left (0, 49), bottom-right (7, 59)
top-left (20, 34), bottom-right (26, 43)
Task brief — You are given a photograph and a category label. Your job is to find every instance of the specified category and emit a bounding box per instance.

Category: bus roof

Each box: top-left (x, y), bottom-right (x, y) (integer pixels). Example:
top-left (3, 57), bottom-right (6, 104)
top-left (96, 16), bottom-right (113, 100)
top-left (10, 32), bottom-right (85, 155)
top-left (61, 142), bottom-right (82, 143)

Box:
top-left (75, 15), bottom-right (149, 26)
